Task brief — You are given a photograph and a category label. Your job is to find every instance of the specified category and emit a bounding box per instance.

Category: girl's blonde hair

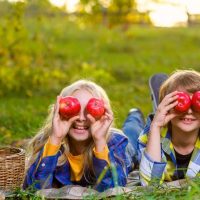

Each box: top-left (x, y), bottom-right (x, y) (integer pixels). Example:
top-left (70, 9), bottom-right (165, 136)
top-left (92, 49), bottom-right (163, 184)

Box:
top-left (26, 79), bottom-right (115, 182)
top-left (159, 69), bottom-right (200, 103)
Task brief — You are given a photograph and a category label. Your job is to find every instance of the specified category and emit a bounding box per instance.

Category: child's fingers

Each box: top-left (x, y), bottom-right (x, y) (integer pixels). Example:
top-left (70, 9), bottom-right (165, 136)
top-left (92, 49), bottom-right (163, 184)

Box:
top-left (161, 91), bottom-right (178, 106)
top-left (165, 91), bottom-right (178, 98)
top-left (54, 96), bottom-right (61, 114)
top-left (163, 95), bottom-right (178, 107)
top-left (104, 112), bottom-right (113, 121)
top-left (164, 100), bottom-right (178, 112)
top-left (103, 103), bottom-right (113, 116)
top-left (68, 115), bottom-right (80, 123)
top-left (165, 112), bottom-right (178, 122)
top-left (104, 114), bottom-right (113, 126)
top-left (157, 92), bottom-right (178, 112)
top-left (87, 114), bottom-right (96, 124)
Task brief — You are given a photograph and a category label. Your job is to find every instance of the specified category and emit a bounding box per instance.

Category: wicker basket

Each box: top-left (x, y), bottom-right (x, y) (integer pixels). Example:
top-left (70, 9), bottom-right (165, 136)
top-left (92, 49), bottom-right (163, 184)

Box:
top-left (0, 147), bottom-right (25, 191)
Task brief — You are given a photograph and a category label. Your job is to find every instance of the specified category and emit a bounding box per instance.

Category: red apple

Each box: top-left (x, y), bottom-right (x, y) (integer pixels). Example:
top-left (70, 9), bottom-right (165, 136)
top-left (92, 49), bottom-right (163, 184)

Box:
top-left (59, 96), bottom-right (81, 119)
top-left (191, 91), bottom-right (200, 112)
top-left (174, 92), bottom-right (191, 112)
top-left (86, 98), bottom-right (105, 119)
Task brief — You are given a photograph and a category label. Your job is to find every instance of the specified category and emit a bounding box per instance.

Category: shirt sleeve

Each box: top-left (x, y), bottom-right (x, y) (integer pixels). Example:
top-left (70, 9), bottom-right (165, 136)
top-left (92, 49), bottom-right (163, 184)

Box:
top-left (92, 131), bottom-right (130, 192)
top-left (23, 148), bottom-right (63, 190)
top-left (23, 138), bottom-right (66, 190)
top-left (42, 137), bottom-right (61, 158)
top-left (138, 115), bottom-right (166, 186)
top-left (140, 150), bottom-right (166, 186)
top-left (93, 145), bottom-right (110, 165)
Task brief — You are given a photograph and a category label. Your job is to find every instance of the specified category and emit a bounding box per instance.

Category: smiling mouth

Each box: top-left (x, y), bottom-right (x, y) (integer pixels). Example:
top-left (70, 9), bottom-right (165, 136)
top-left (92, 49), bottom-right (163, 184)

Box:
top-left (180, 118), bottom-right (196, 122)
top-left (72, 124), bottom-right (89, 130)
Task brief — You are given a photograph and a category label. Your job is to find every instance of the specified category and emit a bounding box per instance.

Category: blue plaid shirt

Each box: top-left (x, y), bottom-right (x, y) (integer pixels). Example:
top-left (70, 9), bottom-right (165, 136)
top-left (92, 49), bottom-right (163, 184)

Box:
top-left (138, 114), bottom-right (200, 186)
top-left (23, 130), bottom-right (134, 192)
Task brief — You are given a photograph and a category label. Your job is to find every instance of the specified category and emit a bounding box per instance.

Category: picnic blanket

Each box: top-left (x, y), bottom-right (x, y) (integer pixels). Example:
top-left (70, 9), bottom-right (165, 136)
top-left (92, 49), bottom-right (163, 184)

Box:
top-left (0, 191), bottom-right (5, 200)
top-left (36, 171), bottom-right (188, 199)
top-left (0, 170), bottom-right (188, 200)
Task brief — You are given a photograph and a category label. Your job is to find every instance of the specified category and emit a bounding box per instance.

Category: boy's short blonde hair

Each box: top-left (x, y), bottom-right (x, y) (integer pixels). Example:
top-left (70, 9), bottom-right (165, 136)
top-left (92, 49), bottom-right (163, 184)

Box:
top-left (159, 70), bottom-right (200, 103)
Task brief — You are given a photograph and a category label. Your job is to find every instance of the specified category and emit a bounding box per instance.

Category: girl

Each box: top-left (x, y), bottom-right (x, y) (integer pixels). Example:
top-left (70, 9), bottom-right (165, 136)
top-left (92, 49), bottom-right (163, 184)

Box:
top-left (139, 70), bottom-right (200, 186)
top-left (23, 80), bottom-right (135, 192)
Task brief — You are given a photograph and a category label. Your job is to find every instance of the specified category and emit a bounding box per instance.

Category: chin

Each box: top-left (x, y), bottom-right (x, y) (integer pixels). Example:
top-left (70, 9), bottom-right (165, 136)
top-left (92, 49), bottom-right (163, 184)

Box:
top-left (69, 128), bottom-right (91, 141)
top-left (177, 124), bottom-right (199, 133)
top-left (172, 118), bottom-right (199, 132)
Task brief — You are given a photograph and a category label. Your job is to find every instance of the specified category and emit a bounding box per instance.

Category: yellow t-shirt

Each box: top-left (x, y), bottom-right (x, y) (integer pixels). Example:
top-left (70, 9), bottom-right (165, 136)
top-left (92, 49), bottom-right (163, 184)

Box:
top-left (42, 138), bottom-right (110, 181)
top-left (67, 153), bottom-right (84, 181)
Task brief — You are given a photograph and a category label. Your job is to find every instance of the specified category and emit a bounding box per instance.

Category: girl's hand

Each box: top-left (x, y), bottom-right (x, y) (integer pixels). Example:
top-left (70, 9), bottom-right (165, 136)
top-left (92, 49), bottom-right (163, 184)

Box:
top-left (87, 103), bottom-right (113, 152)
top-left (51, 96), bottom-right (79, 145)
top-left (152, 91), bottom-right (179, 129)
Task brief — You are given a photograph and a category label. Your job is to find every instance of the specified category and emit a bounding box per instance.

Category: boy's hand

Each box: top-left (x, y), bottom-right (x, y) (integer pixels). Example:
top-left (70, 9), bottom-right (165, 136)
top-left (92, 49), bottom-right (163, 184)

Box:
top-left (152, 91), bottom-right (179, 129)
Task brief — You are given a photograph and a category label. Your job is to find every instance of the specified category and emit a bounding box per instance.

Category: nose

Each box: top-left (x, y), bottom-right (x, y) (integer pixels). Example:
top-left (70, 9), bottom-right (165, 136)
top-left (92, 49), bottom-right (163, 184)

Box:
top-left (78, 107), bottom-right (86, 121)
top-left (187, 107), bottom-right (193, 114)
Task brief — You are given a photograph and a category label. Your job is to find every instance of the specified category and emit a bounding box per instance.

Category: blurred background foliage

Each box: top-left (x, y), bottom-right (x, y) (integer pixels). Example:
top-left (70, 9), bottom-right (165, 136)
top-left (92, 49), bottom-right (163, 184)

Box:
top-left (0, 0), bottom-right (200, 144)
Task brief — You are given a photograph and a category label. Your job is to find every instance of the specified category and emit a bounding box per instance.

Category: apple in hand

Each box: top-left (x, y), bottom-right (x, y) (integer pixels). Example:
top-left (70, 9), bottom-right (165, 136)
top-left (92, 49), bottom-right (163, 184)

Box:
top-left (174, 92), bottom-right (191, 112)
top-left (86, 98), bottom-right (105, 119)
top-left (59, 96), bottom-right (81, 119)
top-left (191, 91), bottom-right (200, 112)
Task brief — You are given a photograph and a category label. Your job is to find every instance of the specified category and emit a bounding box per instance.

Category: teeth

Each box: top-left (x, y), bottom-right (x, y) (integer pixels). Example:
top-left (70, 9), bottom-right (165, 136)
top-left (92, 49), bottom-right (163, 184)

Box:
top-left (74, 125), bottom-right (88, 130)
top-left (182, 118), bottom-right (195, 121)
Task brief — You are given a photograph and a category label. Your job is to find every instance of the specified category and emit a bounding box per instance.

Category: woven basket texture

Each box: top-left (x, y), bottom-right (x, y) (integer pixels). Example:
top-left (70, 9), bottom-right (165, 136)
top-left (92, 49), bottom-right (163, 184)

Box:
top-left (0, 147), bottom-right (25, 191)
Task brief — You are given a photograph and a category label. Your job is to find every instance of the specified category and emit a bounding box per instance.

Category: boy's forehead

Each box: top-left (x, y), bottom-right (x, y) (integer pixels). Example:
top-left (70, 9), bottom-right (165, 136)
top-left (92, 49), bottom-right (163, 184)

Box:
top-left (175, 86), bottom-right (199, 94)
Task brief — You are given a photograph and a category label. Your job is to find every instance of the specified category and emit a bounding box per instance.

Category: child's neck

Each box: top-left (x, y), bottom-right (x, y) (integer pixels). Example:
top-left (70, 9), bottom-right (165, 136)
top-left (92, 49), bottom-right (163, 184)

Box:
top-left (171, 126), bottom-right (199, 155)
top-left (69, 138), bottom-right (91, 156)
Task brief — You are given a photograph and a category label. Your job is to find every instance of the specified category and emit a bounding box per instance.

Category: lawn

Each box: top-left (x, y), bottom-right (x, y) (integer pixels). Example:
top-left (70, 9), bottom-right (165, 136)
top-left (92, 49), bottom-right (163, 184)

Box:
top-left (1, 15), bottom-right (200, 143)
top-left (0, 6), bottom-right (200, 199)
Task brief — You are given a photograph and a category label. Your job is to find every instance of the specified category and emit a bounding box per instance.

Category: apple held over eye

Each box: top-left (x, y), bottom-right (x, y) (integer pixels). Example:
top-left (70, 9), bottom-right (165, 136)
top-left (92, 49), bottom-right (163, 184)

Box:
top-left (174, 92), bottom-right (191, 112)
top-left (86, 98), bottom-right (105, 119)
top-left (191, 91), bottom-right (200, 112)
top-left (59, 96), bottom-right (81, 119)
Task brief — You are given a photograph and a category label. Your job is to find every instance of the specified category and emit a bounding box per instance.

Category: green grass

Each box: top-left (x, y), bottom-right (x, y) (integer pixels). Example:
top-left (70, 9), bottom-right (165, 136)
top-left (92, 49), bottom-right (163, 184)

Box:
top-left (124, 179), bottom-right (200, 200)
top-left (0, 2), bottom-right (200, 200)
top-left (0, 96), bottom-right (53, 144)
top-left (1, 16), bottom-right (200, 142)
top-left (6, 177), bottom-right (200, 199)
top-left (1, 10), bottom-right (200, 199)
